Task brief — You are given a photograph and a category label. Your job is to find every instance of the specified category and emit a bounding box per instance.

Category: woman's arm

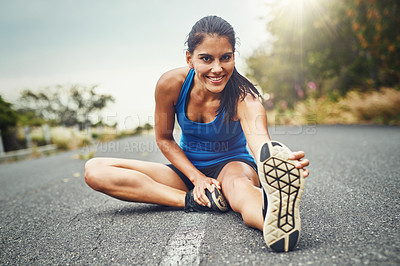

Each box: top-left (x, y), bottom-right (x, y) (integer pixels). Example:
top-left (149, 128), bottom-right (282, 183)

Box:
top-left (154, 68), bottom-right (221, 206)
top-left (237, 94), bottom-right (309, 176)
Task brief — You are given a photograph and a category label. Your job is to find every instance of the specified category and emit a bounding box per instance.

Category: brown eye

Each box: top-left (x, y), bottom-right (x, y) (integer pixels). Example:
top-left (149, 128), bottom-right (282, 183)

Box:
top-left (221, 55), bottom-right (231, 61)
top-left (201, 56), bottom-right (211, 62)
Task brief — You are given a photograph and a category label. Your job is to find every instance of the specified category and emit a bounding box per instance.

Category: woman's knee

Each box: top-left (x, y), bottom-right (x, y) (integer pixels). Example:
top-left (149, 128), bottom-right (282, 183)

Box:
top-left (84, 158), bottom-right (108, 191)
top-left (222, 176), bottom-right (251, 211)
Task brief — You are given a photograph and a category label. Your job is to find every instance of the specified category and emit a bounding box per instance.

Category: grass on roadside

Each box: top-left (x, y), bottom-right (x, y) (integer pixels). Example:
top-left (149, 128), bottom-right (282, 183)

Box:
top-left (269, 87), bottom-right (400, 126)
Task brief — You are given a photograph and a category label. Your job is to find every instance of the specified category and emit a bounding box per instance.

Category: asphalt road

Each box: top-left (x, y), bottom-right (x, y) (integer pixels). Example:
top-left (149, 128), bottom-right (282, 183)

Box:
top-left (1, 125), bottom-right (399, 265)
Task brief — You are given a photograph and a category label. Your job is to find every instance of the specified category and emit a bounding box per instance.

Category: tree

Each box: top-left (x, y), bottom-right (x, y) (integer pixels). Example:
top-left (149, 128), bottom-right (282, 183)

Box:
top-left (17, 84), bottom-right (115, 129)
top-left (0, 96), bottom-right (18, 131)
top-left (345, 0), bottom-right (400, 87)
top-left (0, 96), bottom-right (21, 152)
top-left (246, 0), bottom-right (400, 108)
top-left (143, 123), bottom-right (153, 132)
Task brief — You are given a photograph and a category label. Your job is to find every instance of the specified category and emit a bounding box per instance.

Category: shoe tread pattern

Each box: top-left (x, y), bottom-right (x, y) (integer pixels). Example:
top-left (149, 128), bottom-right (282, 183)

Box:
top-left (258, 141), bottom-right (305, 252)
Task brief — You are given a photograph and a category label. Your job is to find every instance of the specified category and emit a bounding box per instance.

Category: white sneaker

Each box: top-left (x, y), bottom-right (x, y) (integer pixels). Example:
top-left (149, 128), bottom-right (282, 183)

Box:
top-left (257, 141), bottom-right (306, 252)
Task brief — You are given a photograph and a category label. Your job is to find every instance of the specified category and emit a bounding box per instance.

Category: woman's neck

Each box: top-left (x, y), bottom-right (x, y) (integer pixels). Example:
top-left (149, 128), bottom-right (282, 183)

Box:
top-left (191, 83), bottom-right (221, 103)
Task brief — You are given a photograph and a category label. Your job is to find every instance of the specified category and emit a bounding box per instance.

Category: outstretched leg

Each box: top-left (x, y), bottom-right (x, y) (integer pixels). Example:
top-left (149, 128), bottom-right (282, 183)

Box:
top-left (257, 141), bottom-right (305, 252)
top-left (217, 161), bottom-right (264, 231)
top-left (84, 157), bottom-right (188, 207)
top-left (217, 154), bottom-right (305, 252)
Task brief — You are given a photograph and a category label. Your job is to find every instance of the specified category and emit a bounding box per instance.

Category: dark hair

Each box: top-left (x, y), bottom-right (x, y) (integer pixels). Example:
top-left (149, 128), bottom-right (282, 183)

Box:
top-left (186, 15), bottom-right (262, 122)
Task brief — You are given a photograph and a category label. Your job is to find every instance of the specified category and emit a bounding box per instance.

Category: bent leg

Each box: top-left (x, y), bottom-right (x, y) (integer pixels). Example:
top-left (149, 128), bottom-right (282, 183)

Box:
top-left (84, 157), bottom-right (188, 207)
top-left (217, 161), bottom-right (264, 231)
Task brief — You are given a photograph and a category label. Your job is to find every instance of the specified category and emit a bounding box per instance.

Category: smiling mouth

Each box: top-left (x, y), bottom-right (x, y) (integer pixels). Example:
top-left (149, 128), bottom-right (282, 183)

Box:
top-left (207, 75), bottom-right (226, 83)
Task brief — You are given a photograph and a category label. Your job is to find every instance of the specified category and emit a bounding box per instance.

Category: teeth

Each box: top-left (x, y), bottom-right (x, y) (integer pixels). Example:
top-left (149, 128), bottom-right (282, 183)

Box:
top-left (209, 76), bottom-right (223, 81)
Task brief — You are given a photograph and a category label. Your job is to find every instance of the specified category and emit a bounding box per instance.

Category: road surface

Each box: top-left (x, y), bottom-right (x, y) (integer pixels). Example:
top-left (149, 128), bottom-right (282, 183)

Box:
top-left (1, 125), bottom-right (399, 265)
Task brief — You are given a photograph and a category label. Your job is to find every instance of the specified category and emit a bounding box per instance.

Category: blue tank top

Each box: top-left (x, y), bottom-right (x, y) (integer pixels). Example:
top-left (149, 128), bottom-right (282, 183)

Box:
top-left (175, 68), bottom-right (255, 169)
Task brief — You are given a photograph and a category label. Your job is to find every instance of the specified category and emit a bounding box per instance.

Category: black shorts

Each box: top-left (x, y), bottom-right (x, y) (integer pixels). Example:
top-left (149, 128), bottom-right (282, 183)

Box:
top-left (167, 159), bottom-right (258, 191)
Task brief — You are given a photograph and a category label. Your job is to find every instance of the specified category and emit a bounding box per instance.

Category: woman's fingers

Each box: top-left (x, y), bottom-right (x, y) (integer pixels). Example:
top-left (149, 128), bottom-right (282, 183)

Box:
top-left (193, 178), bottom-right (222, 207)
top-left (194, 183), bottom-right (211, 207)
top-left (288, 151), bottom-right (310, 177)
top-left (289, 151), bottom-right (305, 160)
top-left (303, 169), bottom-right (309, 177)
top-left (206, 183), bottom-right (215, 194)
top-left (195, 189), bottom-right (208, 206)
top-left (295, 158), bottom-right (310, 169)
top-left (210, 179), bottom-right (221, 190)
top-left (194, 191), bottom-right (206, 206)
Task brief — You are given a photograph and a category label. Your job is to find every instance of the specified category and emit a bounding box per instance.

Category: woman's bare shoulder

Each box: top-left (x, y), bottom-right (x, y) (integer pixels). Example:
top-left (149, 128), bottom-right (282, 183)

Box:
top-left (156, 67), bottom-right (190, 94)
top-left (155, 67), bottom-right (190, 105)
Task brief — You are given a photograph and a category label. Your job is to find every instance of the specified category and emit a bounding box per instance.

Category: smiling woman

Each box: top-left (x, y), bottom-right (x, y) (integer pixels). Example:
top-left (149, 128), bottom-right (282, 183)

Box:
top-left (186, 37), bottom-right (234, 95)
top-left (184, 16), bottom-right (260, 123)
top-left (84, 15), bottom-right (310, 253)
top-left (0, 1), bottom-right (274, 133)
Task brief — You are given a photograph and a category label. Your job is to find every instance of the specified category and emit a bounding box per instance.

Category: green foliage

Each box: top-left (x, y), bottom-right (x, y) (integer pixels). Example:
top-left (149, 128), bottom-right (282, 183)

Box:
top-left (0, 96), bottom-right (18, 131)
top-left (246, 0), bottom-right (400, 107)
top-left (17, 84), bottom-right (115, 128)
top-left (17, 110), bottom-right (47, 127)
top-left (135, 126), bottom-right (143, 135)
top-left (143, 123), bottom-right (153, 131)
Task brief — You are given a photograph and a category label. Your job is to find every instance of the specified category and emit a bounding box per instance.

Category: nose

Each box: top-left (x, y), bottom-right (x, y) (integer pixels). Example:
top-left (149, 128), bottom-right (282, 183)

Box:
top-left (211, 60), bottom-right (222, 73)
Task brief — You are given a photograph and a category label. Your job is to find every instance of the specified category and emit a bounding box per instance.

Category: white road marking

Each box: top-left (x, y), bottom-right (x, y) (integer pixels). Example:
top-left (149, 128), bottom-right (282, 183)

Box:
top-left (160, 213), bottom-right (208, 266)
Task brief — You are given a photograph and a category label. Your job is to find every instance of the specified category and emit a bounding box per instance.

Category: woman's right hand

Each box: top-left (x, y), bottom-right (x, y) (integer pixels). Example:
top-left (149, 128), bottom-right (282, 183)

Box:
top-left (192, 175), bottom-right (222, 208)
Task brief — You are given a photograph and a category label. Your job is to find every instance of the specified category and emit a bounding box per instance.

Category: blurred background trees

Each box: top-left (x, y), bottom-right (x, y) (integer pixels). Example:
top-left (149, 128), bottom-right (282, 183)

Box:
top-left (17, 84), bottom-right (115, 129)
top-left (246, 0), bottom-right (399, 110)
top-left (1, 0), bottom-right (399, 154)
top-left (0, 96), bottom-right (18, 132)
top-left (0, 85), bottom-right (116, 152)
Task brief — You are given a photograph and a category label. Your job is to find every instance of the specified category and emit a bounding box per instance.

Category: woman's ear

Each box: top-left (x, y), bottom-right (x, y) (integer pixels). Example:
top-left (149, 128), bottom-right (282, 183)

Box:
top-left (186, 51), bottom-right (193, 69)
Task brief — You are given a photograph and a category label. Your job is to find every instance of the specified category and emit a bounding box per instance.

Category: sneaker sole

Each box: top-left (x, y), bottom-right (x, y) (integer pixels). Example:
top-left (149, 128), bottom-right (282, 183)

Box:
top-left (258, 141), bottom-right (305, 252)
top-left (206, 184), bottom-right (229, 212)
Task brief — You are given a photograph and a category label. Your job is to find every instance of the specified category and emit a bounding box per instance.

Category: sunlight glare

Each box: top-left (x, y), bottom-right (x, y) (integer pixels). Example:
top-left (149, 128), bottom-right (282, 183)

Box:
top-left (277, 0), bottom-right (322, 21)
top-left (273, 0), bottom-right (335, 38)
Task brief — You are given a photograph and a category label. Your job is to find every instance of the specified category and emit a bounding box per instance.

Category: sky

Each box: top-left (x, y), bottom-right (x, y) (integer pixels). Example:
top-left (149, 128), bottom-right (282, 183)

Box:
top-left (0, 0), bottom-right (273, 130)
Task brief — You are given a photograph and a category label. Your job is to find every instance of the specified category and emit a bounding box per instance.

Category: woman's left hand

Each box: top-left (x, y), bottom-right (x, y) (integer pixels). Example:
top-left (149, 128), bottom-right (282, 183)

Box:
top-left (289, 151), bottom-right (310, 177)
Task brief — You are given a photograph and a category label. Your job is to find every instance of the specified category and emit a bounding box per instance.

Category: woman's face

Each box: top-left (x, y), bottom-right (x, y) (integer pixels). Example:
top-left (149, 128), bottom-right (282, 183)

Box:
top-left (186, 35), bottom-right (235, 94)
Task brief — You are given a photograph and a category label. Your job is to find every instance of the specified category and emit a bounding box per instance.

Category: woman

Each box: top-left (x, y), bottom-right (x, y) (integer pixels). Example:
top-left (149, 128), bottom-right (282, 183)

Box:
top-left (85, 15), bottom-right (310, 252)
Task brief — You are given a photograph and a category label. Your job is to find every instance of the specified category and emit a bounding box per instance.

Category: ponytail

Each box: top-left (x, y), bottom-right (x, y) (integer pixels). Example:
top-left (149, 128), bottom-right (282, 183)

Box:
top-left (218, 67), bottom-right (262, 122)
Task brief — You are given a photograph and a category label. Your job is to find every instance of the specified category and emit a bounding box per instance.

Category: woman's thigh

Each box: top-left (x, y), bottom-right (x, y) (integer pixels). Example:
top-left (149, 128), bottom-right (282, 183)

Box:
top-left (86, 157), bottom-right (189, 192)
